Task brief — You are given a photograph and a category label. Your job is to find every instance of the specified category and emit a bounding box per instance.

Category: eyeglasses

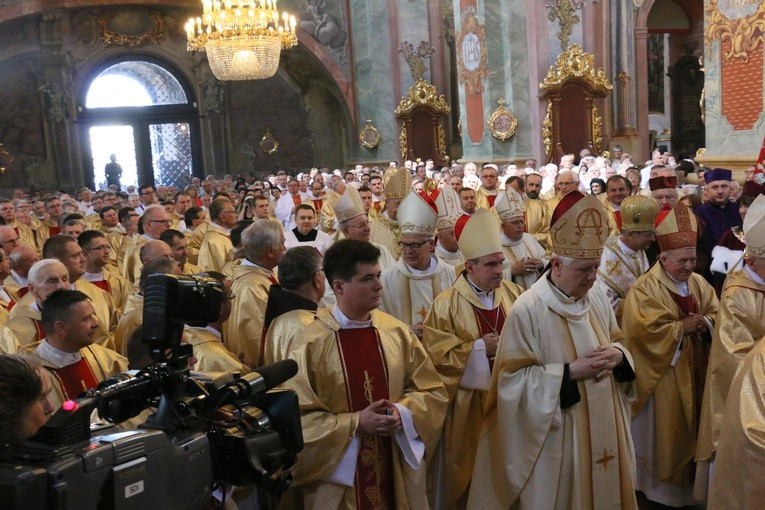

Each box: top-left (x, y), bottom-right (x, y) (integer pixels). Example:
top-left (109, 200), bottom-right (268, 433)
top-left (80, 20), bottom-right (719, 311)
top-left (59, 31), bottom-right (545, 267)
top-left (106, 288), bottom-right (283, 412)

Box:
top-left (399, 240), bottom-right (429, 251)
top-left (85, 245), bottom-right (111, 251)
top-left (148, 219), bottom-right (172, 225)
top-left (347, 220), bottom-right (369, 229)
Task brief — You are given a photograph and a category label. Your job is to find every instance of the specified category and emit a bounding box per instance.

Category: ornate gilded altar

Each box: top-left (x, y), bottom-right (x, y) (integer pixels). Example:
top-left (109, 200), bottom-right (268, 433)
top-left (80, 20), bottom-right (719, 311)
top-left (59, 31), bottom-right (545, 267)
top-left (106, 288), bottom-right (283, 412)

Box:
top-left (540, 44), bottom-right (612, 164)
top-left (394, 79), bottom-right (451, 166)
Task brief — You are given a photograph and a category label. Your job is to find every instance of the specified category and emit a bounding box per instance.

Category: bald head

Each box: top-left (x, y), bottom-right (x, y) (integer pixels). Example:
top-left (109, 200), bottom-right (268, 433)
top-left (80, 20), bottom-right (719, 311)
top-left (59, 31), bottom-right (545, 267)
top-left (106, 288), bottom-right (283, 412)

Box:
top-left (139, 240), bottom-right (173, 265)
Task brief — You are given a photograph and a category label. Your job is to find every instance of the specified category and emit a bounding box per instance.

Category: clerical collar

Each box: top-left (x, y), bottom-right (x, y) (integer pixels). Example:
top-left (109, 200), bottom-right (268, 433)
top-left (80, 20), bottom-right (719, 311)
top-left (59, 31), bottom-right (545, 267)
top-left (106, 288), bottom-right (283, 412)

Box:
top-left (83, 270), bottom-right (105, 282)
top-left (332, 305), bottom-right (372, 329)
top-left (37, 340), bottom-right (81, 368)
top-left (435, 242), bottom-right (460, 258)
top-left (610, 202), bottom-right (621, 211)
top-left (407, 256), bottom-right (437, 276)
top-left (11, 270), bottom-right (27, 286)
top-left (212, 223), bottom-right (231, 235)
top-left (617, 238), bottom-right (637, 258)
top-left (500, 232), bottom-right (524, 247)
top-left (185, 324), bottom-right (221, 340)
top-left (745, 264), bottom-right (765, 286)
top-left (241, 258), bottom-right (273, 274)
top-left (665, 272), bottom-right (690, 297)
top-left (142, 234), bottom-right (158, 241)
top-left (466, 274), bottom-right (495, 308)
top-left (31, 301), bottom-right (41, 313)
top-left (292, 227), bottom-right (318, 243)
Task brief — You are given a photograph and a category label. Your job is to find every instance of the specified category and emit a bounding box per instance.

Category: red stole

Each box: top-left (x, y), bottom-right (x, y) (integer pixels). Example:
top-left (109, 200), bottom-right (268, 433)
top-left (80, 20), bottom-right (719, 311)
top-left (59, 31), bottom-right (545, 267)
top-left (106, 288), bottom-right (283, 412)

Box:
top-left (311, 199), bottom-right (323, 212)
top-left (290, 194), bottom-right (302, 207)
top-left (48, 226), bottom-right (61, 236)
top-left (614, 210), bottom-right (622, 231)
top-left (670, 292), bottom-right (710, 428)
top-left (336, 328), bottom-right (394, 510)
top-left (6, 299), bottom-right (15, 311)
top-left (52, 357), bottom-right (99, 400)
top-left (373, 201), bottom-right (383, 213)
top-left (18, 286), bottom-right (29, 298)
top-left (486, 195), bottom-right (497, 208)
top-left (91, 279), bottom-right (111, 293)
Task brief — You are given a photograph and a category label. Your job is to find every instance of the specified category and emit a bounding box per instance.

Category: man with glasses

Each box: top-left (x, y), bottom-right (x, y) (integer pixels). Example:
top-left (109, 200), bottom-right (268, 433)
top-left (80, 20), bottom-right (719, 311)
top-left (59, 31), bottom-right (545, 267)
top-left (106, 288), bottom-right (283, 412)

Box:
top-left (198, 199), bottom-right (235, 272)
top-left (135, 184), bottom-right (157, 215)
top-left (122, 204), bottom-right (171, 283)
top-left (469, 191), bottom-right (638, 509)
top-left (596, 195), bottom-right (658, 325)
top-left (0, 199), bottom-right (36, 251)
top-left (622, 203), bottom-right (718, 507)
top-left (475, 163), bottom-right (501, 209)
top-left (380, 191), bottom-right (455, 339)
top-left (79, 230), bottom-right (131, 316)
top-left (544, 169), bottom-right (579, 216)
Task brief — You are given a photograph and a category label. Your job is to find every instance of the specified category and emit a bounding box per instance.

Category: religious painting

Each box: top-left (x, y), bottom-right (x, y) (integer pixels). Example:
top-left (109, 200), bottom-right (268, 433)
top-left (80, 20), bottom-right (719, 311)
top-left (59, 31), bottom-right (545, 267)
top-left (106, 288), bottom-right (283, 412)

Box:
top-left (647, 33), bottom-right (665, 114)
top-left (456, 10), bottom-right (487, 97)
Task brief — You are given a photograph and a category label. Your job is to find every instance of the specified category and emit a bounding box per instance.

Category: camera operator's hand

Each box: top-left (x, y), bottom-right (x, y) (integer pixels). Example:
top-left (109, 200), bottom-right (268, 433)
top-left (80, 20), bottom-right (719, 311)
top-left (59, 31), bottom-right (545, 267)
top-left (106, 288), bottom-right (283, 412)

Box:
top-left (357, 399), bottom-right (401, 436)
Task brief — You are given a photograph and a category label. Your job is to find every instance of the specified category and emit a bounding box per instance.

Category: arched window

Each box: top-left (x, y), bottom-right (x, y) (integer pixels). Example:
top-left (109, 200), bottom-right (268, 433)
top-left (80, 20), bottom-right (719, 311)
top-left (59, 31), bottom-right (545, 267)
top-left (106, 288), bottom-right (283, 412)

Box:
top-left (79, 58), bottom-right (200, 190)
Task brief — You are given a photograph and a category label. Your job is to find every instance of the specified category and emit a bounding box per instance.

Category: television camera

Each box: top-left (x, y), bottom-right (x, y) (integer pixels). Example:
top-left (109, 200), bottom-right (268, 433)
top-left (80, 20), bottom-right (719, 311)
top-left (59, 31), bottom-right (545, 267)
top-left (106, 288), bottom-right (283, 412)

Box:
top-left (0, 274), bottom-right (304, 509)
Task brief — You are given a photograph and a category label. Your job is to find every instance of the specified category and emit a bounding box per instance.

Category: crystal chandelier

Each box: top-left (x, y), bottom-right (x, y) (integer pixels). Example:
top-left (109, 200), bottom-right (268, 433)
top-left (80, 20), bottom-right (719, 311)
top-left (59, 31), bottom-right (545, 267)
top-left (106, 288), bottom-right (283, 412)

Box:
top-left (186, 0), bottom-right (297, 81)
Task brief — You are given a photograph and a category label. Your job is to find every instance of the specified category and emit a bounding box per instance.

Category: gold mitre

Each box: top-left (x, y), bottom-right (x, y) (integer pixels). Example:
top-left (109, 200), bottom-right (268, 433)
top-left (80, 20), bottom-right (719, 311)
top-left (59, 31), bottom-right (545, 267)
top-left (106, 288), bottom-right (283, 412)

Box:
top-left (620, 195), bottom-right (659, 232)
top-left (434, 186), bottom-right (462, 230)
top-left (334, 185), bottom-right (365, 224)
top-left (656, 203), bottom-right (697, 252)
top-left (744, 194), bottom-right (765, 257)
top-left (398, 190), bottom-right (438, 236)
top-left (550, 190), bottom-right (609, 259)
top-left (455, 209), bottom-right (502, 260)
top-left (494, 187), bottom-right (524, 221)
top-left (383, 166), bottom-right (412, 200)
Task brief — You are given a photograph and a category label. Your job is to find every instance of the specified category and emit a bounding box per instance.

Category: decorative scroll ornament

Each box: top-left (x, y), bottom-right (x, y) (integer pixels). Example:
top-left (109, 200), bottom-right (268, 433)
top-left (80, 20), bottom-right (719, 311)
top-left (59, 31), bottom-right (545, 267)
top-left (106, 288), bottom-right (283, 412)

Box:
top-left (542, 101), bottom-right (553, 157)
top-left (359, 120), bottom-right (381, 150)
top-left (487, 98), bottom-right (518, 141)
top-left (540, 44), bottom-right (613, 95)
top-left (591, 106), bottom-right (604, 152)
top-left (260, 129), bottom-right (279, 156)
top-left (437, 122), bottom-right (450, 164)
top-left (399, 126), bottom-right (408, 161)
top-left (399, 41), bottom-right (436, 82)
top-left (705, 0), bottom-right (765, 63)
top-left (456, 10), bottom-right (488, 97)
top-left (545, 0), bottom-right (586, 51)
top-left (97, 10), bottom-right (167, 47)
top-left (0, 144), bottom-right (13, 175)
top-left (394, 79), bottom-right (451, 117)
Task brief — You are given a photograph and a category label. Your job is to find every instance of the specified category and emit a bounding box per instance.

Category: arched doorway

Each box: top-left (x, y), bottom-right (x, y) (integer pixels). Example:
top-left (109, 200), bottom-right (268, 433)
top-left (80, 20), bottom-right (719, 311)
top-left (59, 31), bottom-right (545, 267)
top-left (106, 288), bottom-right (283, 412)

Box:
top-left (78, 57), bottom-right (201, 190)
top-left (637, 0), bottom-right (704, 159)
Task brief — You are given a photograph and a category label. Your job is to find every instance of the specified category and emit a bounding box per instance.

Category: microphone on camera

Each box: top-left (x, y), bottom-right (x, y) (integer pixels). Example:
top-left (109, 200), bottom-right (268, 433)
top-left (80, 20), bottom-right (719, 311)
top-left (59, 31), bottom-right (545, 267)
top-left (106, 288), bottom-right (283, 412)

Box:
top-left (215, 359), bottom-right (299, 407)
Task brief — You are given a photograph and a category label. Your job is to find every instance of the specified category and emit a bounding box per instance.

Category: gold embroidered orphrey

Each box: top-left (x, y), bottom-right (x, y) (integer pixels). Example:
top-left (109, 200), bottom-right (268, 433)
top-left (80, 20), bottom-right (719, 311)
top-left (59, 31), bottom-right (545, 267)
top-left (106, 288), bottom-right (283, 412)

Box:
top-left (488, 98), bottom-right (519, 141)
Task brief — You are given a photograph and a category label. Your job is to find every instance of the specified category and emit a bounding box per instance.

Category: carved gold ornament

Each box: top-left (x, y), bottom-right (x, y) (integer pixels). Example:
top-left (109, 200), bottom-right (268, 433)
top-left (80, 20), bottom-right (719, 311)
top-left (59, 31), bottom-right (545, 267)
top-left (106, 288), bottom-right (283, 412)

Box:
top-left (540, 44), bottom-right (613, 95)
top-left (591, 107), bottom-right (604, 152)
top-left (97, 10), bottom-right (167, 47)
top-left (0, 144), bottom-right (13, 175)
top-left (260, 129), bottom-right (279, 156)
top-left (399, 126), bottom-right (408, 161)
top-left (488, 98), bottom-right (519, 141)
top-left (545, 0), bottom-right (586, 51)
top-left (395, 79), bottom-right (451, 117)
top-left (437, 122), bottom-right (450, 164)
top-left (542, 102), bottom-right (553, 157)
top-left (705, 0), bottom-right (765, 63)
top-left (456, 10), bottom-right (488, 97)
top-left (359, 120), bottom-right (381, 150)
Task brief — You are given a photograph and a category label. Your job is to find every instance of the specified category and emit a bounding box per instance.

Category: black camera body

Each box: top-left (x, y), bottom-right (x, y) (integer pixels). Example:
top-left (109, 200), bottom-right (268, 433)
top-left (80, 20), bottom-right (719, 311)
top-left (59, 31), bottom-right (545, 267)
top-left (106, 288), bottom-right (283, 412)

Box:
top-left (0, 274), bottom-right (303, 510)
